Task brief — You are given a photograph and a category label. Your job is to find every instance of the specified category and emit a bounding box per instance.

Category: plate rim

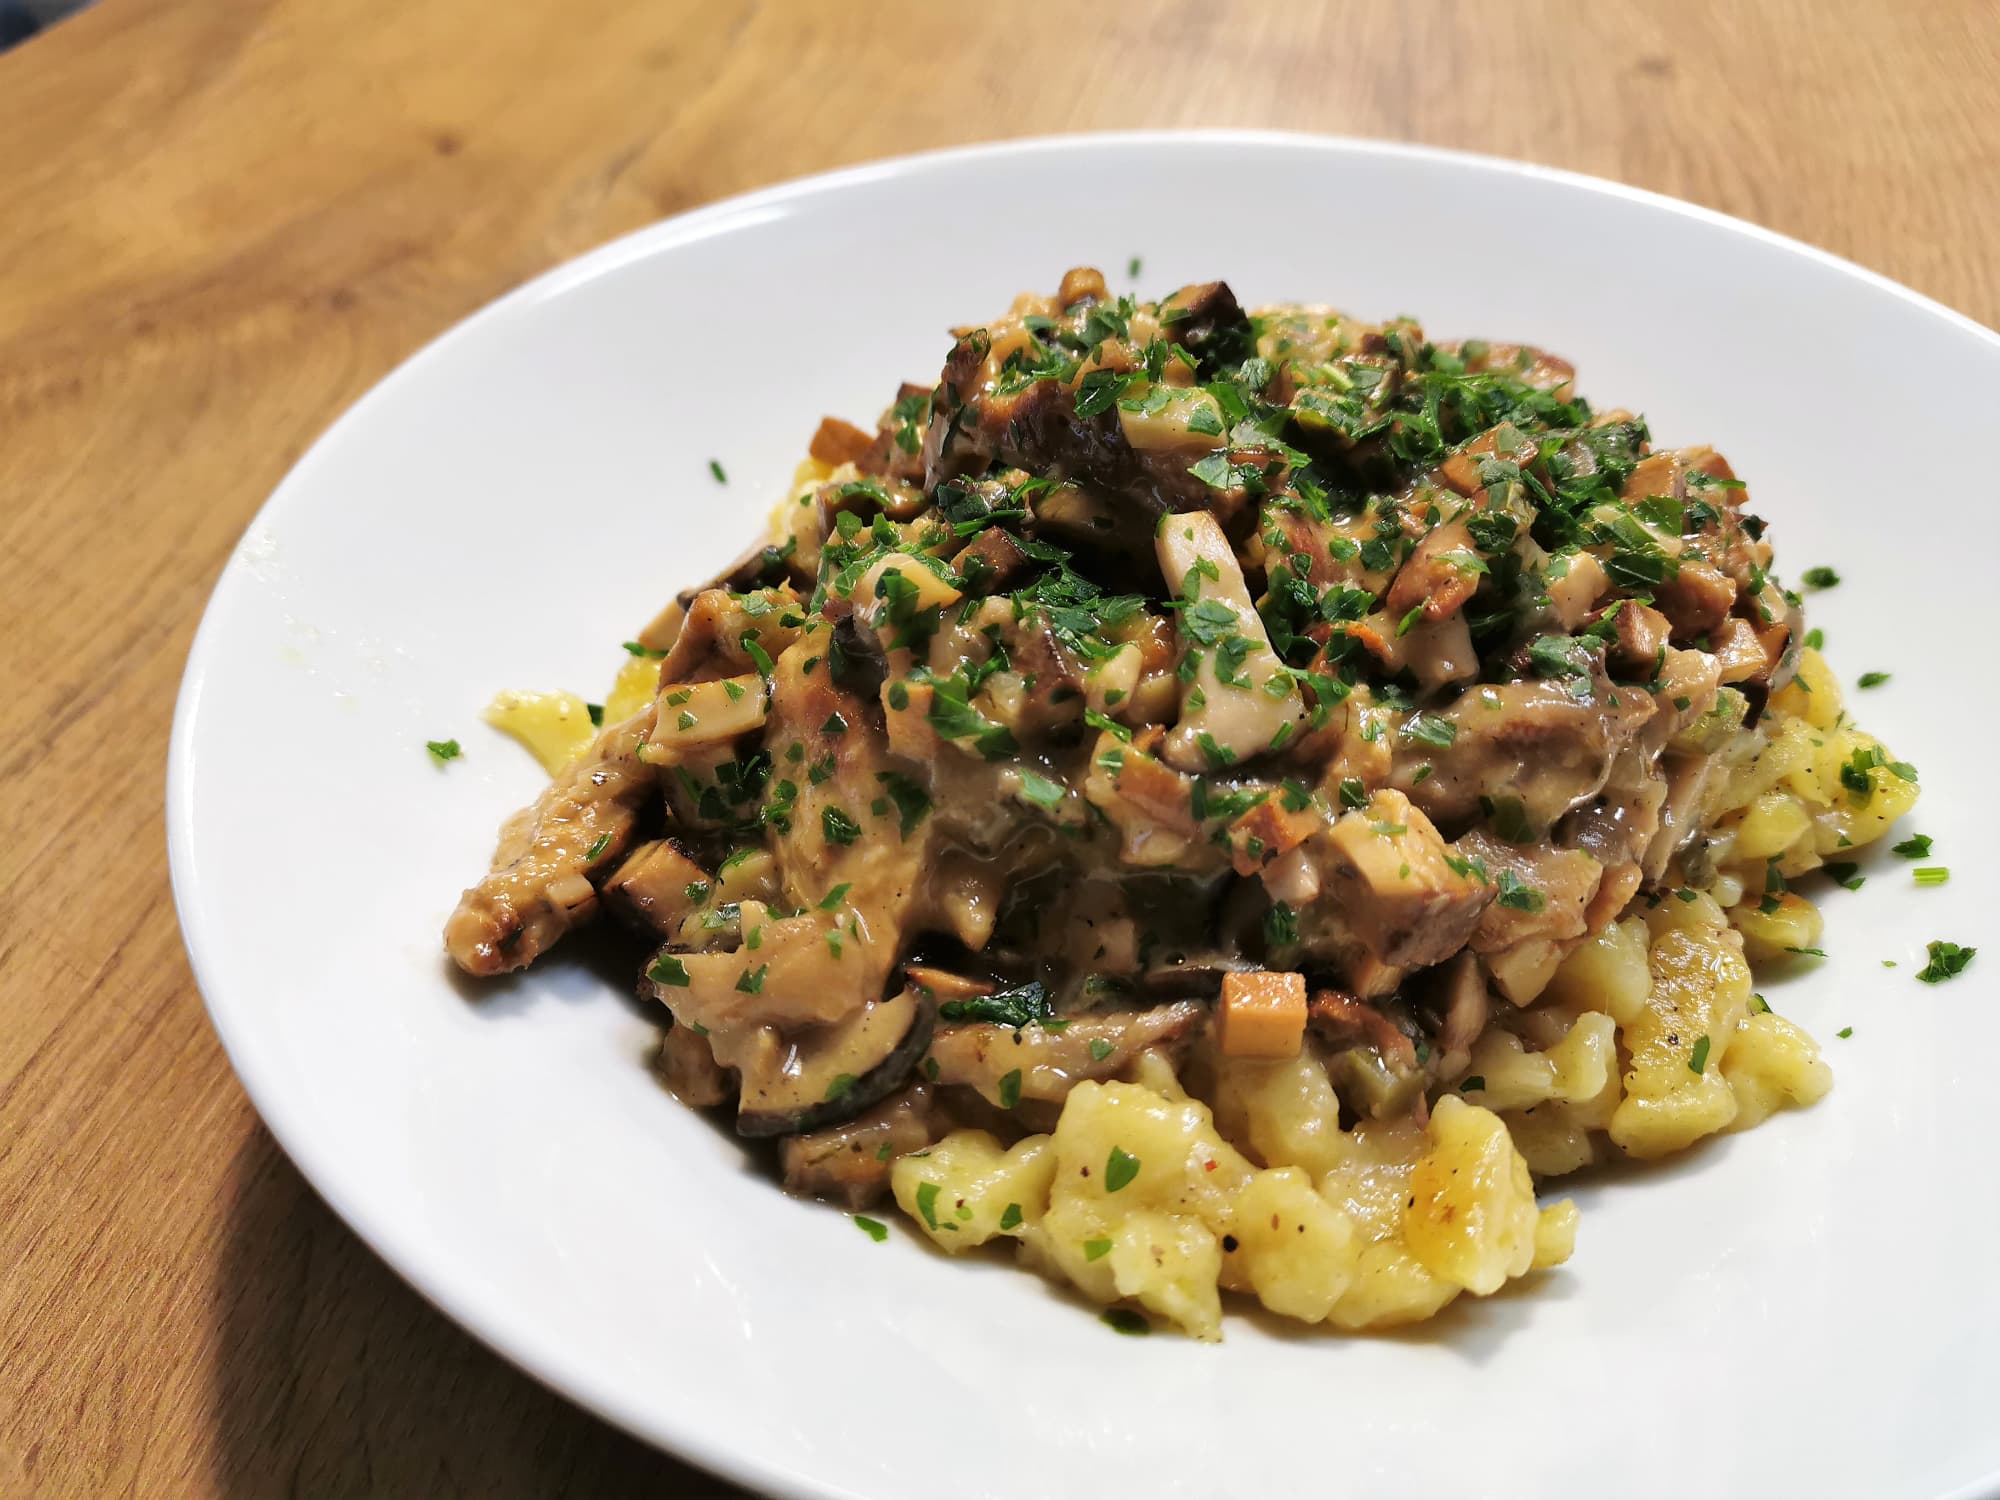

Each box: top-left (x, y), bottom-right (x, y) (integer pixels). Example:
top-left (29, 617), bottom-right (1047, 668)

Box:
top-left (164, 128), bottom-right (2000, 1500)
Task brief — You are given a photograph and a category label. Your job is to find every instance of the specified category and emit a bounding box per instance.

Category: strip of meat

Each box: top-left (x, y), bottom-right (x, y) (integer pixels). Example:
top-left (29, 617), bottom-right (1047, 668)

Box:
top-left (444, 704), bottom-right (658, 976)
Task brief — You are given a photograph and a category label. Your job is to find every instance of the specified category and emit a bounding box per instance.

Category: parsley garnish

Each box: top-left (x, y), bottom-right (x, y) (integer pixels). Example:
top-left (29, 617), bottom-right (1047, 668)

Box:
top-left (822, 807), bottom-right (862, 846)
top-left (1401, 713), bottom-right (1457, 748)
top-left (583, 832), bottom-right (612, 861)
top-left (1917, 940), bottom-right (1975, 983)
top-left (1101, 1308), bottom-right (1150, 1335)
top-left (999, 1202), bottom-right (1024, 1231)
top-left (937, 980), bottom-right (1053, 1030)
top-left (876, 771), bottom-right (931, 836)
top-left (1018, 770), bottom-right (1066, 812)
top-left (1857, 672), bottom-right (1890, 688)
top-left (1460, 1076), bottom-right (1485, 1092)
top-left (648, 954), bottom-right (690, 988)
top-left (425, 738), bottom-right (462, 763)
top-left (853, 1215), bottom-right (888, 1242)
top-left (1800, 566), bottom-right (1839, 590)
top-left (1688, 1034), bottom-right (1711, 1075)
top-left (1082, 1238), bottom-right (1113, 1262)
top-left (998, 1068), bottom-right (1023, 1109)
top-left (1835, 1027), bottom-right (1854, 1040)
top-left (1493, 869), bottom-right (1545, 912)
top-left (708, 459), bottom-right (727, 484)
top-left (915, 1181), bottom-right (942, 1230)
top-left (817, 882), bottom-right (852, 910)
top-left (1891, 833), bottom-right (1933, 859)
top-left (1104, 1146), bottom-right (1140, 1192)
top-left (735, 964), bottom-right (768, 994)
top-left (1087, 1037), bottom-right (1115, 1063)
top-left (621, 640), bottom-right (667, 658)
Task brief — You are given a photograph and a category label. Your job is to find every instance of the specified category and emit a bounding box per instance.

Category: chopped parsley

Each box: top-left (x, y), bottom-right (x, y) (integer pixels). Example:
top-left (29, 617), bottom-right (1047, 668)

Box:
top-left (853, 1214), bottom-right (888, 1242)
top-left (1800, 566), bottom-right (1840, 590)
top-left (1104, 1146), bottom-right (1141, 1193)
top-left (1088, 1037), bottom-right (1115, 1063)
top-left (1891, 834), bottom-right (1933, 859)
top-left (1493, 869), bottom-right (1545, 912)
top-left (425, 738), bottom-right (462, 763)
top-left (821, 806), bottom-right (862, 846)
top-left (817, 882), bottom-right (852, 910)
top-left (915, 1181), bottom-right (943, 1230)
top-left (1101, 1308), bottom-right (1150, 1335)
top-left (999, 1202), bottom-right (1024, 1230)
top-left (937, 980), bottom-right (1053, 1030)
top-left (1856, 671), bottom-right (1891, 688)
top-left (583, 832), bottom-right (612, 861)
top-left (621, 640), bottom-right (667, 658)
top-left (1835, 1027), bottom-right (1854, 1040)
top-left (1400, 713), bottom-right (1458, 748)
top-left (1018, 770), bottom-right (1067, 812)
top-left (1688, 1034), bottom-right (1711, 1075)
top-left (708, 459), bottom-right (727, 484)
top-left (1917, 940), bottom-right (1975, 983)
top-left (997, 1068), bottom-right (1023, 1110)
top-left (648, 954), bottom-right (690, 988)
top-left (1083, 1237), bottom-right (1113, 1262)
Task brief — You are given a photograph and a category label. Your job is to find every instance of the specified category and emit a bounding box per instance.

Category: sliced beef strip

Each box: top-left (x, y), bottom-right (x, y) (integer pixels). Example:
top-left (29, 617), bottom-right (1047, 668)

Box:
top-left (444, 705), bottom-right (659, 977)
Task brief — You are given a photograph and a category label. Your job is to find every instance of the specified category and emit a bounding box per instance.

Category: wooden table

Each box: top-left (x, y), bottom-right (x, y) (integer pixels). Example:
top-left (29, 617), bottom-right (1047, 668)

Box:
top-left (3, 1), bottom-right (1994, 1493)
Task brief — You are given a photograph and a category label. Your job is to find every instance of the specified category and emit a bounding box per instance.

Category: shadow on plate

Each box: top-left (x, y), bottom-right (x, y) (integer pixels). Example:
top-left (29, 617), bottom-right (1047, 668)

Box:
top-left (207, 1124), bottom-right (752, 1498)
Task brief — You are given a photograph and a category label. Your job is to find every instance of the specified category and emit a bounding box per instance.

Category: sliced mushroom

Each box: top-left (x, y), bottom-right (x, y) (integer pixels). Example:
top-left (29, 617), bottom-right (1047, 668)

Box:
top-left (734, 988), bottom-right (937, 1138)
top-left (778, 1083), bottom-right (942, 1208)
top-left (648, 1020), bottom-right (731, 1109)
top-left (603, 838), bottom-right (711, 934)
top-left (926, 1001), bottom-right (1205, 1107)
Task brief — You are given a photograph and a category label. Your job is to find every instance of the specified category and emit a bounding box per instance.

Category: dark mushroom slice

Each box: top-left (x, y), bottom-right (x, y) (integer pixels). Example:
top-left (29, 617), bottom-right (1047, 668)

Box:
top-left (649, 1020), bottom-right (731, 1109)
top-left (603, 838), bottom-right (711, 935)
top-left (827, 613), bottom-right (888, 699)
top-left (735, 987), bottom-right (937, 1139)
top-left (778, 1082), bottom-right (942, 1209)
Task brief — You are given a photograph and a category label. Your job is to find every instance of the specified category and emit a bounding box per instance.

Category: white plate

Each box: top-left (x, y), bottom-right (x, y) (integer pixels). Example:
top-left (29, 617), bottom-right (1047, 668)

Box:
top-left (168, 133), bottom-right (2000, 1500)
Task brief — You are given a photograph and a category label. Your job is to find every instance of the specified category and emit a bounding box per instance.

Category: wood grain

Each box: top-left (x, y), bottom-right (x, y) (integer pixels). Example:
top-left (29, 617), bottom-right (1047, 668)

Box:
top-left (1, 1), bottom-right (1993, 1493)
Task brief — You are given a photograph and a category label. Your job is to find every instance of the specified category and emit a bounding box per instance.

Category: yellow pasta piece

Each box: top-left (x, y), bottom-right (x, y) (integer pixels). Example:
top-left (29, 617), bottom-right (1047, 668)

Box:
top-left (602, 654), bottom-right (659, 725)
top-left (1723, 1011), bottom-right (1833, 1130)
top-left (1730, 891), bottom-right (1824, 963)
top-left (1609, 924), bottom-right (1751, 1158)
top-left (1543, 917), bottom-right (1652, 1024)
top-left (1403, 1096), bottom-right (1540, 1296)
top-left (890, 1131), bottom-right (1056, 1251)
top-left (482, 689), bottom-right (596, 774)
